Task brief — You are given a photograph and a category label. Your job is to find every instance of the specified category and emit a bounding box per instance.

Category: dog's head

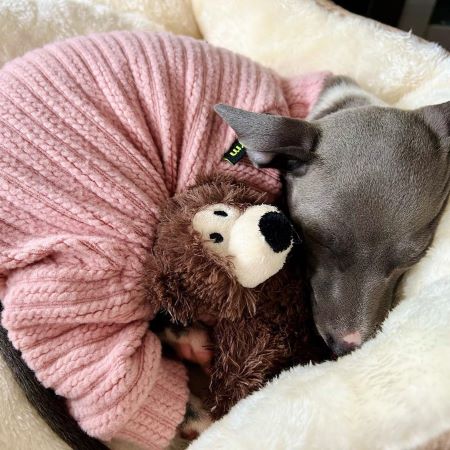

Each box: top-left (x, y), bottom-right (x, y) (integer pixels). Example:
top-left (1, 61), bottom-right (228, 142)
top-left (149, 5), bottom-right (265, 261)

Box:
top-left (215, 99), bottom-right (450, 355)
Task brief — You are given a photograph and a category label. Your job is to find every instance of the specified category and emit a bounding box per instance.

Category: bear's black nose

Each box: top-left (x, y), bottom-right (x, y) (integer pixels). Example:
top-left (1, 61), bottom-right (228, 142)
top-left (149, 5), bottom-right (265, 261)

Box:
top-left (258, 211), bottom-right (293, 253)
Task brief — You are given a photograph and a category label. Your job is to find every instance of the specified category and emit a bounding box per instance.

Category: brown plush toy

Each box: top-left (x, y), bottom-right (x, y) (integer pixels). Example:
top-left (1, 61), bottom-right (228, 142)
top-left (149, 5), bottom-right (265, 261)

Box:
top-left (149, 175), bottom-right (330, 419)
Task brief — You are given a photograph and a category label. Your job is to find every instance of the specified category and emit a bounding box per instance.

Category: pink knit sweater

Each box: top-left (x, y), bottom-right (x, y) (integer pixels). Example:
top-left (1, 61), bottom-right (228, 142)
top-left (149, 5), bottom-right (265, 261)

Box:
top-left (0, 31), bottom-right (327, 449)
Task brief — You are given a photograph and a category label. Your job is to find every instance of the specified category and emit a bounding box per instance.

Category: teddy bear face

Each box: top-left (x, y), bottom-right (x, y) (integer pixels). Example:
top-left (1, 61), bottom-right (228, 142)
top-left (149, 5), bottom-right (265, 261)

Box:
top-left (192, 203), bottom-right (294, 288)
top-left (151, 175), bottom-right (296, 324)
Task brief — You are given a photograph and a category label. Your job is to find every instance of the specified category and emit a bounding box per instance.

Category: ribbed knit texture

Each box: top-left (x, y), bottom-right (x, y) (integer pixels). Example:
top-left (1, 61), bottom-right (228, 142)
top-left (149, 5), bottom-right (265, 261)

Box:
top-left (0, 31), bottom-right (328, 449)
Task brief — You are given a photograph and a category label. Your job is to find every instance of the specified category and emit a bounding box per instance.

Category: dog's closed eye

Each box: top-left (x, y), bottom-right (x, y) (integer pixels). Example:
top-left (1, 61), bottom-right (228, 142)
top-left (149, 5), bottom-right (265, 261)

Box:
top-left (386, 245), bottom-right (430, 275)
top-left (387, 227), bottom-right (435, 274)
top-left (304, 231), bottom-right (339, 253)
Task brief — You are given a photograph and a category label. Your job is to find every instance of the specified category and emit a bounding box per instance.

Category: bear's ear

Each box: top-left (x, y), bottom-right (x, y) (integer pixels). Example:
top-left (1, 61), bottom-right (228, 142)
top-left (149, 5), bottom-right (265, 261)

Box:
top-left (214, 104), bottom-right (320, 171)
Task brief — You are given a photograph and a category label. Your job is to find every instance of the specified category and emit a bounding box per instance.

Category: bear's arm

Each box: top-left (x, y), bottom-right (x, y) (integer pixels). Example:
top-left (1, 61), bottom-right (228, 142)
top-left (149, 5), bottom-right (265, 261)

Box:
top-left (208, 318), bottom-right (289, 419)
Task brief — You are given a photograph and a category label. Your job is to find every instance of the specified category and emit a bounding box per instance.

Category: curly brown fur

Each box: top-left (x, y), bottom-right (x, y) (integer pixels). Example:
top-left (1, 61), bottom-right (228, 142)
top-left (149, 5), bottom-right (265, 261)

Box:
top-left (209, 266), bottom-right (330, 418)
top-left (151, 175), bottom-right (271, 323)
top-left (149, 174), bottom-right (331, 419)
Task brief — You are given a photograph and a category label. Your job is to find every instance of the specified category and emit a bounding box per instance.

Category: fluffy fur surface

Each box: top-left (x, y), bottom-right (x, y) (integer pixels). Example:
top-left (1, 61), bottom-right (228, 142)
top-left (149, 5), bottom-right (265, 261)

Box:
top-left (151, 176), bottom-right (330, 418)
top-left (0, 0), bottom-right (198, 69)
top-left (151, 177), bottom-right (270, 326)
top-left (1, 1), bottom-right (450, 450)
top-left (192, 0), bottom-right (450, 108)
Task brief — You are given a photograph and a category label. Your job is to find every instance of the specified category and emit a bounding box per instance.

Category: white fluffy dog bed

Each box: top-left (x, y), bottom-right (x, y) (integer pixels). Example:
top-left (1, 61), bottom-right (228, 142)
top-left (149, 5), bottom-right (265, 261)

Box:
top-left (1, 1), bottom-right (449, 449)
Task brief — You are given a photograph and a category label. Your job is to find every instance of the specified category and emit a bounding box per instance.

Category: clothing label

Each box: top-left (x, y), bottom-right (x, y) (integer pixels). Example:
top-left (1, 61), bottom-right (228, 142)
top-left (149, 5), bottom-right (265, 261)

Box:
top-left (223, 140), bottom-right (246, 165)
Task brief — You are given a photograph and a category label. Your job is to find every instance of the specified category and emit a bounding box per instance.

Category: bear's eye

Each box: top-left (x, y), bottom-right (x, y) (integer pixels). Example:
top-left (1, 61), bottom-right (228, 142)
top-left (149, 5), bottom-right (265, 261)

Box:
top-left (209, 232), bottom-right (224, 243)
top-left (214, 210), bottom-right (228, 217)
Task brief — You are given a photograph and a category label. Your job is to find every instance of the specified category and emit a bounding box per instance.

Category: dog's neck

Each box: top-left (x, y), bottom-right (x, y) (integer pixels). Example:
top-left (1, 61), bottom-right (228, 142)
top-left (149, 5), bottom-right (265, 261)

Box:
top-left (308, 76), bottom-right (386, 120)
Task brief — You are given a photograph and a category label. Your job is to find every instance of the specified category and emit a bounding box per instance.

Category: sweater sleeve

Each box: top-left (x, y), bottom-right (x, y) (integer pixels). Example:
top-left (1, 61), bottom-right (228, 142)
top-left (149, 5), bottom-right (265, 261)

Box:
top-left (0, 236), bottom-right (189, 449)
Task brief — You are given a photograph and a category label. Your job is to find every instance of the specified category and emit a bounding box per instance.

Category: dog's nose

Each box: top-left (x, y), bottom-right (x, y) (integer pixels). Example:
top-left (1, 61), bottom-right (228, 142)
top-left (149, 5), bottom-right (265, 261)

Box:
top-left (342, 331), bottom-right (362, 347)
top-left (325, 331), bottom-right (362, 356)
top-left (258, 211), bottom-right (293, 253)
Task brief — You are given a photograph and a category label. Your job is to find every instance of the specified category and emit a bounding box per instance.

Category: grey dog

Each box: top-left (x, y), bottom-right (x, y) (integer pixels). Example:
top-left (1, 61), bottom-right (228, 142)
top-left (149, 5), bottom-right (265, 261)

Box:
top-left (215, 76), bottom-right (450, 355)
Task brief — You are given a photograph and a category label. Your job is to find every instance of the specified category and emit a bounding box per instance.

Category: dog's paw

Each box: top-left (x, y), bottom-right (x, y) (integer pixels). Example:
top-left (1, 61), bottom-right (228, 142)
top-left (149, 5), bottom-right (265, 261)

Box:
top-left (159, 323), bottom-right (213, 370)
top-left (178, 394), bottom-right (212, 441)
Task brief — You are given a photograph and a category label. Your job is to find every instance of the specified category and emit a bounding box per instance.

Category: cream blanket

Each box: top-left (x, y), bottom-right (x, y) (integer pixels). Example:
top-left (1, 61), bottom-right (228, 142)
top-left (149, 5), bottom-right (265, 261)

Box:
top-left (0, 1), bottom-right (449, 449)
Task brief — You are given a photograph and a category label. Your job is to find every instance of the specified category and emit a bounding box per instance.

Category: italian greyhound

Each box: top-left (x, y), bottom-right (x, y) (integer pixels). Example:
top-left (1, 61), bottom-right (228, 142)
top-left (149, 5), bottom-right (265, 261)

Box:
top-left (216, 76), bottom-right (450, 355)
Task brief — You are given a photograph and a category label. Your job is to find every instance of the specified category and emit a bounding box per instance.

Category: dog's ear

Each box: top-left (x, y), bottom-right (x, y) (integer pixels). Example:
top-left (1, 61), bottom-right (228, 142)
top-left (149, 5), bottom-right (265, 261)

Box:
top-left (214, 104), bottom-right (320, 171)
top-left (417, 101), bottom-right (450, 142)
